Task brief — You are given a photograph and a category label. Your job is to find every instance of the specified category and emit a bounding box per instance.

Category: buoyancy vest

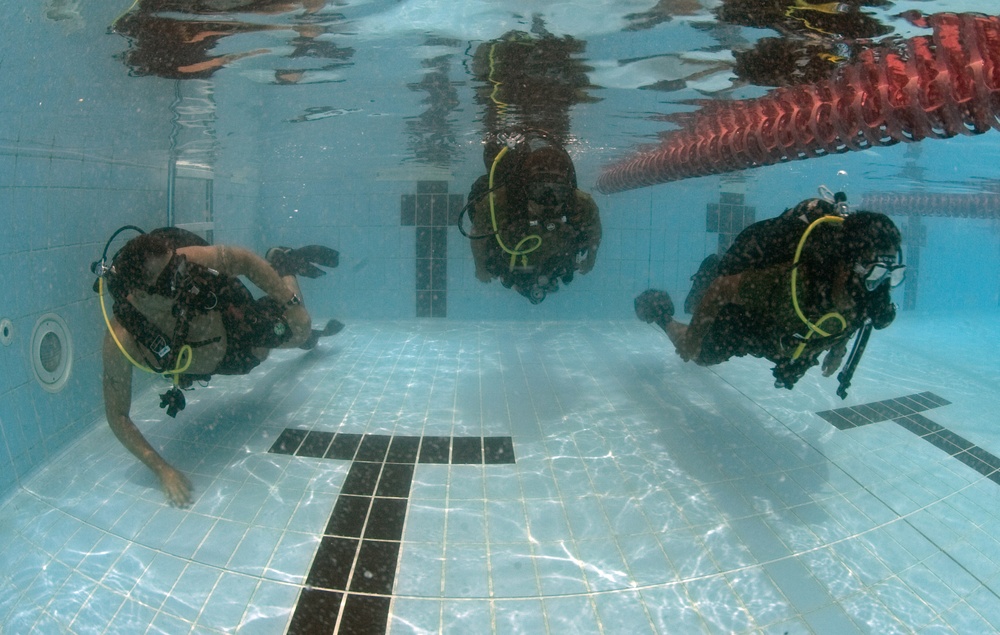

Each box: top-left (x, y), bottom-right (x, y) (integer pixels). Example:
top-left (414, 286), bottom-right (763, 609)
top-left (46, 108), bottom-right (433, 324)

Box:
top-left (107, 228), bottom-right (255, 373)
top-left (717, 198), bottom-right (843, 278)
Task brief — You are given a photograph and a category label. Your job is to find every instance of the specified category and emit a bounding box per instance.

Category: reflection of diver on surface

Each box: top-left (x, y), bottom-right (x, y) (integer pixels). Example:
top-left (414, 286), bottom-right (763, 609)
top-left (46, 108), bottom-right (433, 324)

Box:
top-left (469, 28), bottom-right (598, 143)
top-left (623, 0), bottom-right (707, 31)
top-left (716, 0), bottom-right (893, 87)
top-left (112, 0), bottom-right (339, 79)
top-left (237, 19), bottom-right (355, 84)
top-left (459, 130), bottom-right (601, 304)
top-left (269, 19), bottom-right (355, 84)
top-left (118, 0), bottom-right (328, 15)
top-left (636, 193), bottom-right (902, 395)
top-left (465, 28), bottom-right (600, 304)
top-left (113, 13), bottom-right (276, 78)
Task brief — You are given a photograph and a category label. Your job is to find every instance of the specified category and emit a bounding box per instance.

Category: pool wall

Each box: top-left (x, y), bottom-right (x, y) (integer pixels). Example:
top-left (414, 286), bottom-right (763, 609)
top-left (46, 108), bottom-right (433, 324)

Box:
top-left (3, 2), bottom-right (999, 507)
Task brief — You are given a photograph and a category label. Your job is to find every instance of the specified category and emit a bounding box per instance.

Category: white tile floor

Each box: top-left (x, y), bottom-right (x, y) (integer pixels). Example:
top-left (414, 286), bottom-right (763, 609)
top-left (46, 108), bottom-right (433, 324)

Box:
top-left (2, 312), bottom-right (1000, 634)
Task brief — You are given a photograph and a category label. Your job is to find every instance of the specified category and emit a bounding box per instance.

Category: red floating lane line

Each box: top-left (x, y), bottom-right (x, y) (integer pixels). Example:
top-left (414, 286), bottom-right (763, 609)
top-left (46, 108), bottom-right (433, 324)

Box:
top-left (597, 12), bottom-right (1000, 194)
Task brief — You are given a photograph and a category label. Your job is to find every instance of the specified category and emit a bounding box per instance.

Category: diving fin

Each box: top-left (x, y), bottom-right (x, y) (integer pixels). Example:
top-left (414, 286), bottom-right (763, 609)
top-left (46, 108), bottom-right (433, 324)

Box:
top-left (294, 245), bottom-right (339, 269)
top-left (266, 247), bottom-right (326, 278)
top-left (299, 319), bottom-right (345, 350)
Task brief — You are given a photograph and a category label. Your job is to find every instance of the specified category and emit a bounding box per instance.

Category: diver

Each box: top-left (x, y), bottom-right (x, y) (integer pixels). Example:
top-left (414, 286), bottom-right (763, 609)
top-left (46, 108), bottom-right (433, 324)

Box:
top-left (635, 198), bottom-right (903, 393)
top-left (717, 0), bottom-right (893, 88)
top-left (95, 227), bottom-right (342, 506)
top-left (461, 28), bottom-right (601, 303)
top-left (460, 129), bottom-right (602, 304)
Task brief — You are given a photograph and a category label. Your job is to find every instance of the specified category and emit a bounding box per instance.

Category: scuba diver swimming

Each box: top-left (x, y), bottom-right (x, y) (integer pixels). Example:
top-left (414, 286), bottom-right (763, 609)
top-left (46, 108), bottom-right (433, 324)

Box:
top-left (459, 129), bottom-right (602, 304)
top-left (636, 192), bottom-right (903, 394)
top-left (462, 28), bottom-right (602, 304)
top-left (94, 226), bottom-right (341, 506)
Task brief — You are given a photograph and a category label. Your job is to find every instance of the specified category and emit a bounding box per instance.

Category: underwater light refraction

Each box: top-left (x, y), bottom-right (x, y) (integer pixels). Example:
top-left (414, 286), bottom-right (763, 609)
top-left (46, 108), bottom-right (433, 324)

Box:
top-left (597, 12), bottom-right (1000, 194)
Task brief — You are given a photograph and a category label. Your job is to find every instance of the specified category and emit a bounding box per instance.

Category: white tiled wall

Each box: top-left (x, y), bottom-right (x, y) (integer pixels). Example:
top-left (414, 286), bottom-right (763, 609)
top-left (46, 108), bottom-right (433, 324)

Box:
top-left (0, 5), bottom-right (202, 496)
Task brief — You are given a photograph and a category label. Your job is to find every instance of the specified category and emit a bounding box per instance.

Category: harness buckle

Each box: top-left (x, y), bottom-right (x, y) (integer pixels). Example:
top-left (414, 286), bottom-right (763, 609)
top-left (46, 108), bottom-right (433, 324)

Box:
top-left (150, 335), bottom-right (171, 360)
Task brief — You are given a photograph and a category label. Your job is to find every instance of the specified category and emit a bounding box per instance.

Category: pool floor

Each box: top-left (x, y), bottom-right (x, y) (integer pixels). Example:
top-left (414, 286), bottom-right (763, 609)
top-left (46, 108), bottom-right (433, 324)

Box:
top-left (2, 315), bottom-right (999, 634)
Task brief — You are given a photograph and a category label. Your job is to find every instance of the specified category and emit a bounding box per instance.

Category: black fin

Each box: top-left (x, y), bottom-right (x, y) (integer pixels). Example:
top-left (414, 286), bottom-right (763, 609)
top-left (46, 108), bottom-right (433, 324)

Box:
top-left (293, 245), bottom-right (339, 268)
top-left (299, 319), bottom-right (345, 350)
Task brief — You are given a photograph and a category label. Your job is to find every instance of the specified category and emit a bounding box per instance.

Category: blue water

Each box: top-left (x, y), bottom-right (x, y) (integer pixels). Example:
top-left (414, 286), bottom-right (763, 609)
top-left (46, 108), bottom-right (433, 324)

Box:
top-left (2, 1), bottom-right (999, 633)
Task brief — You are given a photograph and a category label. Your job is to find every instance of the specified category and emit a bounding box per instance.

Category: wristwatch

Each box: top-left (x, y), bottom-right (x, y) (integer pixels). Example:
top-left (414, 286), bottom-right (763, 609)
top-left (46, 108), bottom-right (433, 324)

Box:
top-left (286, 294), bottom-right (302, 306)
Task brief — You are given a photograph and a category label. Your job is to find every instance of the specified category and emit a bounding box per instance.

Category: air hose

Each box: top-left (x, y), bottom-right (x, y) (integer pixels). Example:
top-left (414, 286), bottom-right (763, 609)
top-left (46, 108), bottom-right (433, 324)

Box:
top-left (488, 145), bottom-right (542, 271)
top-left (790, 215), bottom-right (848, 359)
top-left (98, 277), bottom-right (193, 378)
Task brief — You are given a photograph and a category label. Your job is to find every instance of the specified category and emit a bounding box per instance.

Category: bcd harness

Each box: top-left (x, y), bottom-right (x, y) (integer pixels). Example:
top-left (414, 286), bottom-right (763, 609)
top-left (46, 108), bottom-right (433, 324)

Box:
top-left (93, 226), bottom-right (255, 415)
top-left (789, 214), bottom-right (848, 360)
top-left (458, 129), bottom-right (580, 275)
top-left (786, 208), bottom-right (878, 398)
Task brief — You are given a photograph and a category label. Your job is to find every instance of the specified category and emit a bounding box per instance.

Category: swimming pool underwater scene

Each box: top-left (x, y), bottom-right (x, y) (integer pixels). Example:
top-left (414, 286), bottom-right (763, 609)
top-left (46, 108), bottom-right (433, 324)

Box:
top-left (2, 1), bottom-right (1000, 633)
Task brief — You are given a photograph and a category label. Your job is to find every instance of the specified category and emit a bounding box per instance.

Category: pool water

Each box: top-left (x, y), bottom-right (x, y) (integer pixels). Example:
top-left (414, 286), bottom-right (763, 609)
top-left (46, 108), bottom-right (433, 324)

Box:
top-left (2, 1), bottom-right (1000, 633)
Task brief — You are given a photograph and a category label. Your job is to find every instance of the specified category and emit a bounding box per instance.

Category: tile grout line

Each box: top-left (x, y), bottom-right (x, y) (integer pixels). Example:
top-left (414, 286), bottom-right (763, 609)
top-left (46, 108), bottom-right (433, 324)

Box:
top-left (271, 431), bottom-right (516, 634)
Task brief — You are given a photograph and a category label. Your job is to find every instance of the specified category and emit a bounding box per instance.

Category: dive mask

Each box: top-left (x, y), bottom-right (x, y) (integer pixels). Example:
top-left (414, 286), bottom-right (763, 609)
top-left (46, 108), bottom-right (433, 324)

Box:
top-left (855, 256), bottom-right (906, 292)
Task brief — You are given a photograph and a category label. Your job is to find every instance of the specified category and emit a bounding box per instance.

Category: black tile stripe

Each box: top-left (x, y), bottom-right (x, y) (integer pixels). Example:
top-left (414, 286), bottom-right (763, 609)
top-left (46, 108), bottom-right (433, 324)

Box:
top-left (357, 435), bottom-right (391, 462)
top-left (816, 392), bottom-right (952, 431)
top-left (418, 436), bottom-right (451, 464)
top-left (403, 181), bottom-right (457, 318)
top-left (818, 392), bottom-right (1000, 485)
top-left (386, 436), bottom-right (420, 463)
top-left (273, 432), bottom-right (516, 634)
top-left (325, 496), bottom-right (371, 538)
top-left (341, 462), bottom-right (382, 497)
top-left (269, 429), bottom-right (308, 455)
top-left (299, 431), bottom-right (336, 458)
top-left (376, 464), bottom-right (415, 498)
top-left (452, 436), bottom-right (483, 464)
top-left (339, 595), bottom-right (392, 634)
top-left (327, 433), bottom-right (363, 460)
top-left (286, 588), bottom-right (342, 635)
top-left (306, 537), bottom-right (358, 591)
top-left (483, 436), bottom-right (516, 464)
top-left (706, 192), bottom-right (756, 253)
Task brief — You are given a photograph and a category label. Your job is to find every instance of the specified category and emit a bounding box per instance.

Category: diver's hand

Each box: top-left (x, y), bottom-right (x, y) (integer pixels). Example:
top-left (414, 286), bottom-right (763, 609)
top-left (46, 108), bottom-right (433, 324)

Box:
top-left (676, 337), bottom-right (702, 364)
top-left (821, 348), bottom-right (844, 377)
top-left (158, 465), bottom-right (193, 507)
top-left (634, 289), bottom-right (674, 324)
top-left (476, 269), bottom-right (493, 283)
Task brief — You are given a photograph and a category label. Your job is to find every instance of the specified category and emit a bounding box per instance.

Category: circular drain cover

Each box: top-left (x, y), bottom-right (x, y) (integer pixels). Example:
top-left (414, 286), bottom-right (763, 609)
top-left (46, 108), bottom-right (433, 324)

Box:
top-left (31, 313), bottom-right (73, 392)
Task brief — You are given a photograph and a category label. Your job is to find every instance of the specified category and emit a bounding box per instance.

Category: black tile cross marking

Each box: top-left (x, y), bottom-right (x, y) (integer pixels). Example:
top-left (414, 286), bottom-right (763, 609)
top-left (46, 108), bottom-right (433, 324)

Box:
top-left (817, 392), bottom-right (1000, 485)
top-left (268, 430), bottom-right (516, 634)
top-left (400, 181), bottom-right (464, 318)
top-left (706, 191), bottom-right (756, 254)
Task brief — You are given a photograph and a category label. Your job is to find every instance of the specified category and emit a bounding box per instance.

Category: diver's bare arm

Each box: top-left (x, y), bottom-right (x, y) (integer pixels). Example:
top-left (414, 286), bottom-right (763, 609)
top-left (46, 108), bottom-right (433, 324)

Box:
top-left (228, 246), bottom-right (297, 301)
top-left (103, 327), bottom-right (192, 505)
top-left (680, 274), bottom-right (743, 361)
top-left (202, 244), bottom-right (311, 346)
top-left (822, 339), bottom-right (850, 376)
top-left (189, 245), bottom-right (295, 303)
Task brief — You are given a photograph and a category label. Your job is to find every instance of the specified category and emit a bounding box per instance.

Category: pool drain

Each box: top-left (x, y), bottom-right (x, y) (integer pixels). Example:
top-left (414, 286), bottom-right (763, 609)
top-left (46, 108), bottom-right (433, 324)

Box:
top-left (31, 313), bottom-right (73, 392)
top-left (0, 318), bottom-right (12, 346)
